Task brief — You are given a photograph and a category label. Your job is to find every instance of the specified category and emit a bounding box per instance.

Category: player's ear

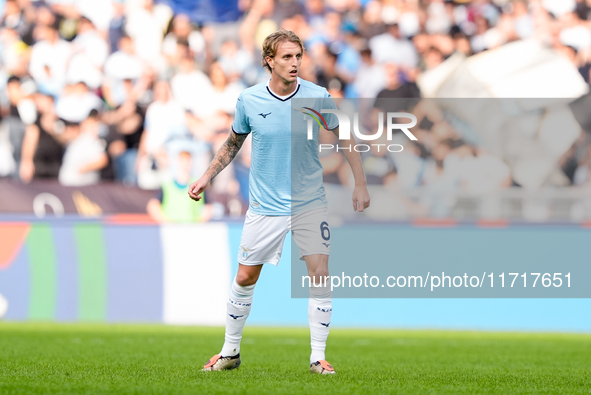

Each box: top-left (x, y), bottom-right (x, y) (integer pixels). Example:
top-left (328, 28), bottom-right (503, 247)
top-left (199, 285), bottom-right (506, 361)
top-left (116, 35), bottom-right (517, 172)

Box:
top-left (266, 56), bottom-right (274, 70)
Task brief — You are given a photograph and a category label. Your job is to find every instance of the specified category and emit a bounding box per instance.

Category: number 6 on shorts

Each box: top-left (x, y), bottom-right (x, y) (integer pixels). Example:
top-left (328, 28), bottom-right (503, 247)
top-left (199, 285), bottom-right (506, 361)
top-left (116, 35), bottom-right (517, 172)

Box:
top-left (320, 221), bottom-right (330, 241)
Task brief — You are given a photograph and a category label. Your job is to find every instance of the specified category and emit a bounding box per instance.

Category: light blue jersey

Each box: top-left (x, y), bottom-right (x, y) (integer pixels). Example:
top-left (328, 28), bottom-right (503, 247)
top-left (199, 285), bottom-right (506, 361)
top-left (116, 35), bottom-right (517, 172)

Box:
top-left (232, 78), bottom-right (339, 215)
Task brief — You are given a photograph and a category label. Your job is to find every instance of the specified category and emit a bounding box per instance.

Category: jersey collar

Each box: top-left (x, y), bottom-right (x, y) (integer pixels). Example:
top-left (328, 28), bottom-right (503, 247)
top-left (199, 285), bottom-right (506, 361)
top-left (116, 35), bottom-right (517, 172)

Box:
top-left (266, 78), bottom-right (300, 102)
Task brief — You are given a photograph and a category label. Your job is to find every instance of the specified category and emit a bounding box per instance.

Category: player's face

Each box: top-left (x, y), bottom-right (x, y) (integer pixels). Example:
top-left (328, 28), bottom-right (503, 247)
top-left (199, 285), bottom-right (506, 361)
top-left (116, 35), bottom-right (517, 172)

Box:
top-left (268, 41), bottom-right (302, 83)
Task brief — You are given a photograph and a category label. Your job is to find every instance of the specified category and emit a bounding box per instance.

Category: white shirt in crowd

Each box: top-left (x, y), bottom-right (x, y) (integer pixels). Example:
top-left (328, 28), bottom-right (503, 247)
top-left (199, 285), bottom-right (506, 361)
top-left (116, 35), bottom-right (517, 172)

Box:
top-left (104, 50), bottom-right (143, 81)
top-left (144, 99), bottom-right (186, 155)
top-left (542, 0), bottom-right (576, 18)
top-left (368, 32), bottom-right (418, 68)
top-left (59, 131), bottom-right (106, 186)
top-left (354, 63), bottom-right (386, 98)
top-left (56, 91), bottom-right (102, 123)
top-left (125, 3), bottom-right (172, 70)
top-left (45, 0), bottom-right (114, 31)
top-left (29, 38), bottom-right (71, 87)
top-left (170, 69), bottom-right (212, 113)
top-left (72, 29), bottom-right (109, 68)
top-left (190, 82), bottom-right (243, 119)
top-left (66, 54), bottom-right (103, 89)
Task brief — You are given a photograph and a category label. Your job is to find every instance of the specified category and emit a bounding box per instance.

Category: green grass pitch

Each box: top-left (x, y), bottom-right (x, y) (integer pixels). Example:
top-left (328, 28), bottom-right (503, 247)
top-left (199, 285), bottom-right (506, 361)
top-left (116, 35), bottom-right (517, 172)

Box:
top-left (0, 323), bottom-right (590, 394)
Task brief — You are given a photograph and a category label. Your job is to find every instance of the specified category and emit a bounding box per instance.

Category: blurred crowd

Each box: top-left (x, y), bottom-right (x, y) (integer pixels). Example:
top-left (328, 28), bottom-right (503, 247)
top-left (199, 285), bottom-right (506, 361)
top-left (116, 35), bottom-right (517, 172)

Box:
top-left (2, 0), bottom-right (591, 219)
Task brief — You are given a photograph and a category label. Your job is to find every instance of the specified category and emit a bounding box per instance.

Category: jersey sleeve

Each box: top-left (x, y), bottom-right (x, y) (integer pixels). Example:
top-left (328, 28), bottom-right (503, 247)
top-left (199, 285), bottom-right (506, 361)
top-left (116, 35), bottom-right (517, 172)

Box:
top-left (322, 90), bottom-right (339, 130)
top-left (232, 94), bottom-right (251, 135)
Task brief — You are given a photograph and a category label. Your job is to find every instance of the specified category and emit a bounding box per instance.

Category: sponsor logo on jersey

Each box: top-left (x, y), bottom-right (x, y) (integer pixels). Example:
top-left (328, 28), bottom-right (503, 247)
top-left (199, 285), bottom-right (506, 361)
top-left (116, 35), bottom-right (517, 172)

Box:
top-left (322, 242), bottom-right (330, 248)
top-left (258, 112), bottom-right (272, 118)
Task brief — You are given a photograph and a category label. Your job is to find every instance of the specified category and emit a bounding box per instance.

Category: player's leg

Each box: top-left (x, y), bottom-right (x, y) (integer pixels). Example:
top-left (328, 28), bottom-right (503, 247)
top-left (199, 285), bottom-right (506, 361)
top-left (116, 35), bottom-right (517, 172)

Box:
top-left (304, 253), bottom-right (335, 374)
top-left (202, 264), bottom-right (262, 372)
top-left (291, 206), bottom-right (335, 374)
top-left (202, 211), bottom-right (289, 371)
top-left (220, 263), bottom-right (262, 357)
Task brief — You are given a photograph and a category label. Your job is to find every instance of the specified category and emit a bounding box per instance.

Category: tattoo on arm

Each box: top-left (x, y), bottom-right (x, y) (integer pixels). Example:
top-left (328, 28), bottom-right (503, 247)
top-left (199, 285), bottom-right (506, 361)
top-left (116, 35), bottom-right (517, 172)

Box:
top-left (206, 131), bottom-right (248, 180)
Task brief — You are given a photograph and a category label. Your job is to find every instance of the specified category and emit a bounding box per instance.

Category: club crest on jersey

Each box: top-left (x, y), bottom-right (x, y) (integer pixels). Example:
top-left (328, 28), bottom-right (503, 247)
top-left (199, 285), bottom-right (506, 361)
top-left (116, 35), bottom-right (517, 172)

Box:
top-left (240, 246), bottom-right (251, 258)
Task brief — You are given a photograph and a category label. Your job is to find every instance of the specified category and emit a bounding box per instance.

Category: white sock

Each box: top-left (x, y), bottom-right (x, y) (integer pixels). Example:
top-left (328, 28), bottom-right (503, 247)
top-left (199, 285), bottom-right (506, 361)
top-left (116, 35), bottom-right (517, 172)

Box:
top-left (308, 283), bottom-right (332, 363)
top-left (220, 279), bottom-right (255, 357)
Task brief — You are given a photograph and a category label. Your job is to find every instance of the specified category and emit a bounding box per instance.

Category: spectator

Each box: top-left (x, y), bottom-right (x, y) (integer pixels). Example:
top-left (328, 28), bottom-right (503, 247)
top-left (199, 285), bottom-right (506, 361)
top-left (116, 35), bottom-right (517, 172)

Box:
top-left (0, 25), bottom-right (28, 77)
top-left (108, 0), bottom-right (127, 54)
top-left (305, 0), bottom-right (326, 32)
top-left (103, 35), bottom-right (143, 107)
top-left (218, 39), bottom-right (253, 81)
top-left (73, 17), bottom-right (109, 69)
top-left (20, 91), bottom-right (64, 182)
top-left (147, 150), bottom-right (211, 223)
top-left (425, 0), bottom-right (452, 35)
top-left (353, 46), bottom-right (386, 98)
top-left (360, 132), bottom-right (397, 186)
top-left (368, 23), bottom-right (418, 68)
top-left (202, 61), bottom-right (243, 117)
top-left (137, 79), bottom-right (186, 189)
top-left (68, 16), bottom-right (108, 89)
top-left (315, 46), bottom-right (347, 93)
top-left (1, 0), bottom-right (591, 219)
top-left (104, 34), bottom-right (143, 82)
top-left (125, 0), bottom-right (172, 72)
top-left (55, 81), bottom-right (102, 124)
top-left (3, 0), bottom-right (33, 44)
top-left (452, 32), bottom-right (472, 56)
top-left (170, 54), bottom-right (212, 114)
top-left (50, 0), bottom-right (114, 33)
top-left (29, 20), bottom-right (70, 96)
top-left (374, 63), bottom-right (421, 112)
top-left (3, 75), bottom-right (28, 175)
top-left (162, 13), bottom-right (206, 64)
top-left (513, 1), bottom-right (535, 40)
top-left (102, 79), bottom-right (145, 185)
top-left (423, 46), bottom-right (445, 71)
top-left (58, 110), bottom-right (108, 186)
top-left (391, 140), bottom-right (426, 190)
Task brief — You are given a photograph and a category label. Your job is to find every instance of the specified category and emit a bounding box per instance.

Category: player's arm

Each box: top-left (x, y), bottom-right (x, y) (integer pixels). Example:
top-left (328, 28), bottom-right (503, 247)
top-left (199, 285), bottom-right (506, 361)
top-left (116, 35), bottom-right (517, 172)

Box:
top-left (188, 130), bottom-right (248, 202)
top-left (330, 125), bottom-right (370, 212)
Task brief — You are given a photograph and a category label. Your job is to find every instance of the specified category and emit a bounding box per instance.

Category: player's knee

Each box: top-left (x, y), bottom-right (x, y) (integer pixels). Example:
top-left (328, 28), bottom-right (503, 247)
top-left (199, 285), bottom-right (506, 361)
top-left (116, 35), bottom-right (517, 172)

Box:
top-left (235, 272), bottom-right (258, 286)
top-left (307, 269), bottom-right (329, 284)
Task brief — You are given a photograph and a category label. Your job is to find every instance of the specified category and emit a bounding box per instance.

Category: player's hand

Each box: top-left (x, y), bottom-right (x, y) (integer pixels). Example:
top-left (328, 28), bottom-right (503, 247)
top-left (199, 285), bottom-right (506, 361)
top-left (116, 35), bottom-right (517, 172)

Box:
top-left (188, 176), bottom-right (211, 202)
top-left (352, 184), bottom-right (370, 212)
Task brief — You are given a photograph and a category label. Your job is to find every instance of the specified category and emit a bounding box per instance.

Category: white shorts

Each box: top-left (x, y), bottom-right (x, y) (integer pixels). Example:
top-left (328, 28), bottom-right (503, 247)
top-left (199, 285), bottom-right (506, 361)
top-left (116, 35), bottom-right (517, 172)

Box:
top-left (237, 206), bottom-right (331, 266)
